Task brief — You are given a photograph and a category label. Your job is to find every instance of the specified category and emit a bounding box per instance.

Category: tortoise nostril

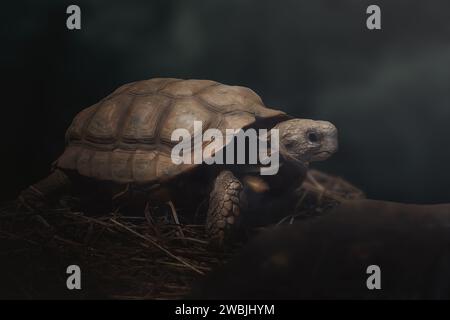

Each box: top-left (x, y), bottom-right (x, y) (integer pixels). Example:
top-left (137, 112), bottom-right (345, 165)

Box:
top-left (308, 132), bottom-right (318, 143)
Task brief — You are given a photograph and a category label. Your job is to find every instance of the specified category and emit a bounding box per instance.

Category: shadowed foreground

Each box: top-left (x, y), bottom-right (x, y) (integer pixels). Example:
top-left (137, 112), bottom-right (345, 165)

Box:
top-left (0, 170), bottom-right (361, 299)
top-left (190, 199), bottom-right (450, 299)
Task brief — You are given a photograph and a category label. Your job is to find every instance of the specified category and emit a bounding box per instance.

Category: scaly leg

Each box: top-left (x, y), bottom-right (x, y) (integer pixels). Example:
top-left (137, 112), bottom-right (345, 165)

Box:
top-left (18, 169), bottom-right (72, 211)
top-left (206, 170), bottom-right (244, 247)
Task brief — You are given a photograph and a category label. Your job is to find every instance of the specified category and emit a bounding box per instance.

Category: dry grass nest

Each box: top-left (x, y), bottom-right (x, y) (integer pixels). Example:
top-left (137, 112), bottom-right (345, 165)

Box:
top-left (0, 169), bottom-right (363, 299)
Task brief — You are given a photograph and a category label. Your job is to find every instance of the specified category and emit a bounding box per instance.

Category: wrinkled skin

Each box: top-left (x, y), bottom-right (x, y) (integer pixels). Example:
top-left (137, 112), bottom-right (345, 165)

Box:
top-left (207, 119), bottom-right (338, 246)
top-left (275, 119), bottom-right (338, 164)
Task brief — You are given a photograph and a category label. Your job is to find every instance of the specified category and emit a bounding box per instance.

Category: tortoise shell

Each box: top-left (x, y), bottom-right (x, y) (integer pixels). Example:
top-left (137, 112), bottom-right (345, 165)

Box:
top-left (56, 78), bottom-right (288, 184)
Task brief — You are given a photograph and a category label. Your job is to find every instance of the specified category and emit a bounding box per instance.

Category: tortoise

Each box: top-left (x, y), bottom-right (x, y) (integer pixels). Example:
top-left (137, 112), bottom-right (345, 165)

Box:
top-left (19, 78), bottom-right (338, 245)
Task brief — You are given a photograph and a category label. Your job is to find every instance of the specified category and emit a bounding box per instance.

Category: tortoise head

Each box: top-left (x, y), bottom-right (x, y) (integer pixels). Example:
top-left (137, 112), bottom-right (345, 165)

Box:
top-left (274, 119), bottom-right (338, 165)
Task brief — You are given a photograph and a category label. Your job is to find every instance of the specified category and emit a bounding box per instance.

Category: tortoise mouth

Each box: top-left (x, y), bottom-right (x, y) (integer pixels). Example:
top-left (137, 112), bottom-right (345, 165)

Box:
top-left (315, 151), bottom-right (332, 156)
top-left (312, 150), bottom-right (334, 161)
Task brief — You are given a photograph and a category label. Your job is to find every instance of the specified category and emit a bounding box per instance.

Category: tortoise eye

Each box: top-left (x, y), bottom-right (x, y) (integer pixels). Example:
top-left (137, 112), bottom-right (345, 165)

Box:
top-left (307, 132), bottom-right (319, 143)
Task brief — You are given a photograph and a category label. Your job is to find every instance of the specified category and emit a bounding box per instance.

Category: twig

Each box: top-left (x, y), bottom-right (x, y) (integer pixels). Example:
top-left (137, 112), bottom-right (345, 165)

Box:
top-left (167, 201), bottom-right (186, 241)
top-left (110, 219), bottom-right (204, 275)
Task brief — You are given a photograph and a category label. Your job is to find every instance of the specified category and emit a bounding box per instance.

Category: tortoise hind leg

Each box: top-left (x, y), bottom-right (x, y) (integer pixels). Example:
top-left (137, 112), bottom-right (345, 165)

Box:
top-left (18, 169), bottom-right (72, 211)
top-left (206, 170), bottom-right (244, 247)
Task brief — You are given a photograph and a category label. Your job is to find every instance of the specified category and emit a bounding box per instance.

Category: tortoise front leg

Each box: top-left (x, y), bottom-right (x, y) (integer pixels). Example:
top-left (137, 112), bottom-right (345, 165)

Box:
top-left (18, 169), bottom-right (72, 211)
top-left (206, 170), bottom-right (243, 247)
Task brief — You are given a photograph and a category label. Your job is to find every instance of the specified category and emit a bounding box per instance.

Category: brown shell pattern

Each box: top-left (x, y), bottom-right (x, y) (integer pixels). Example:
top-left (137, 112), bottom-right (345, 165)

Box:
top-left (56, 78), bottom-right (288, 183)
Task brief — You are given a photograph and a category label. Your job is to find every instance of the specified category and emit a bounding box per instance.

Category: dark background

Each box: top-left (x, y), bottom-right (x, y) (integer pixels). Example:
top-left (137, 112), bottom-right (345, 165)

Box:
top-left (1, 0), bottom-right (449, 203)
